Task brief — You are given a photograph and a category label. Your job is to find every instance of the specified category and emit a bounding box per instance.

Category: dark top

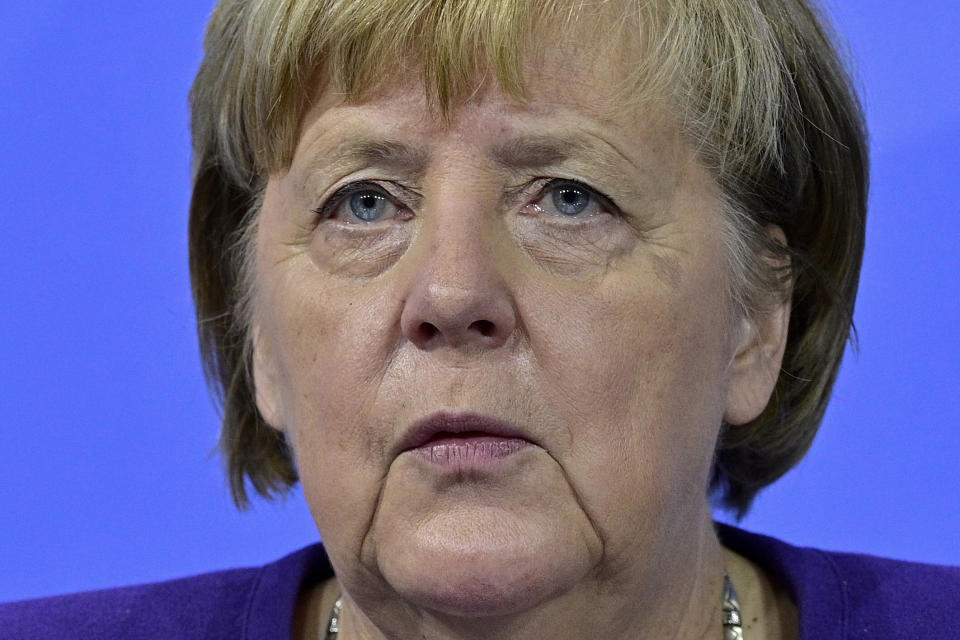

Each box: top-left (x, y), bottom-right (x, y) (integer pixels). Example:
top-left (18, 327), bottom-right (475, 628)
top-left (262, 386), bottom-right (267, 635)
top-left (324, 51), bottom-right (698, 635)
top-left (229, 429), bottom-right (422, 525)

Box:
top-left (1, 525), bottom-right (958, 638)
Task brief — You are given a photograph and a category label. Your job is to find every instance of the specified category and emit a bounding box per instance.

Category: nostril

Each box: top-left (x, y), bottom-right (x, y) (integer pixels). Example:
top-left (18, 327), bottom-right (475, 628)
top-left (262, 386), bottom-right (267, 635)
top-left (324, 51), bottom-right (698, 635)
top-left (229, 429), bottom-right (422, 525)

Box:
top-left (418, 322), bottom-right (439, 343)
top-left (469, 319), bottom-right (496, 337)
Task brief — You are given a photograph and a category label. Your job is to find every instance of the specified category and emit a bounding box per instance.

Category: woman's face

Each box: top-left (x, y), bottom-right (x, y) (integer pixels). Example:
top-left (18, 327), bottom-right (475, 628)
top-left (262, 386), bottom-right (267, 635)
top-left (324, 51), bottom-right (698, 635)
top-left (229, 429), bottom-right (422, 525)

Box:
top-left (252, 45), bottom-right (784, 619)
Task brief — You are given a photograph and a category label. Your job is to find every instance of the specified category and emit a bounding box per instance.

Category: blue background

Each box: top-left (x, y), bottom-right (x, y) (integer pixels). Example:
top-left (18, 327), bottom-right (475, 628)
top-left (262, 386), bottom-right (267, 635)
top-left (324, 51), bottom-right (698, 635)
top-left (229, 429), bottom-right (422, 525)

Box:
top-left (1, 1), bottom-right (958, 601)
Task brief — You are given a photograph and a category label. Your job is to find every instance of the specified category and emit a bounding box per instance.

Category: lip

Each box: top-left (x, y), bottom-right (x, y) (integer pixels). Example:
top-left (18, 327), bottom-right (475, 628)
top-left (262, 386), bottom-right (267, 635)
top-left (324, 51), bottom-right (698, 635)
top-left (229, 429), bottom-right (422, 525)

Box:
top-left (397, 411), bottom-right (537, 458)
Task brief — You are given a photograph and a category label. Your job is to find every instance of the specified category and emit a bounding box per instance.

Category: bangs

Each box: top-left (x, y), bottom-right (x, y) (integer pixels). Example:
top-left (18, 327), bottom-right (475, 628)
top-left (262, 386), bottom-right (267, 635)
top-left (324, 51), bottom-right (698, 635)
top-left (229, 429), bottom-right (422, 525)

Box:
top-left (202, 0), bottom-right (589, 183)
top-left (196, 0), bottom-right (794, 191)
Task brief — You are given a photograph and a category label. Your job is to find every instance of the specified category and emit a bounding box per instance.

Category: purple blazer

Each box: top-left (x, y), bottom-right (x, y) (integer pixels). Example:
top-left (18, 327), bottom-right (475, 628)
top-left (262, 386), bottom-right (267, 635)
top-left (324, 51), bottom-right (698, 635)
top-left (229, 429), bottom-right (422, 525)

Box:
top-left (2, 525), bottom-right (958, 639)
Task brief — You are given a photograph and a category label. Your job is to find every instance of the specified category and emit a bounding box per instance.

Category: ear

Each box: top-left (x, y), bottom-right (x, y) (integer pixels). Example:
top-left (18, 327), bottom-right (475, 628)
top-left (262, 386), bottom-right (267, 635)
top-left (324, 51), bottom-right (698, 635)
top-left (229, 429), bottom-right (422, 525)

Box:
top-left (723, 227), bottom-right (792, 426)
top-left (251, 322), bottom-right (285, 432)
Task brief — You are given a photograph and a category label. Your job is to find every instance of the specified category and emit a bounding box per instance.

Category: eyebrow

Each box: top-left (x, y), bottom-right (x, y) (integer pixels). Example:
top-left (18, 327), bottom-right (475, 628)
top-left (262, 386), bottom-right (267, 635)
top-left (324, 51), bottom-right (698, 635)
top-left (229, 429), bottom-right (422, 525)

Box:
top-left (322, 136), bottom-right (595, 174)
top-left (490, 135), bottom-right (643, 191)
top-left (489, 136), bottom-right (579, 171)
top-left (309, 134), bottom-right (643, 197)
top-left (320, 139), bottom-right (430, 178)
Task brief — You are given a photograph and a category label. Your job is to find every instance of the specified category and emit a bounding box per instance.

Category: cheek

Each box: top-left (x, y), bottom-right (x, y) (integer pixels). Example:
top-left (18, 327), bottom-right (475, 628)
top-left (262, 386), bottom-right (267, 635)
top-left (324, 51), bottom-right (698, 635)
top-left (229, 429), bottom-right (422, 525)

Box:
top-left (517, 259), bottom-right (731, 536)
top-left (522, 264), bottom-right (729, 427)
top-left (259, 267), bottom-right (403, 541)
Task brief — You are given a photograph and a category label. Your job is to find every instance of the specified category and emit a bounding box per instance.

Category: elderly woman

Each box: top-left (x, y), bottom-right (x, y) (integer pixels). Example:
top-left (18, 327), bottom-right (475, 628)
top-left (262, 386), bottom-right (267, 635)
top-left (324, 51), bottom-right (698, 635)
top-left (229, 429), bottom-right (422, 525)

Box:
top-left (3, 0), bottom-right (959, 638)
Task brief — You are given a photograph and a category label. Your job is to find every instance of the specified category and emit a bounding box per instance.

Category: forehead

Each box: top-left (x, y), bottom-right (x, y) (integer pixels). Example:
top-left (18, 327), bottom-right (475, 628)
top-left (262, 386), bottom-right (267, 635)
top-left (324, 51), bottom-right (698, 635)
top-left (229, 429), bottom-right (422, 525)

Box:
top-left (287, 39), bottom-right (687, 189)
top-left (248, 0), bottom-right (694, 179)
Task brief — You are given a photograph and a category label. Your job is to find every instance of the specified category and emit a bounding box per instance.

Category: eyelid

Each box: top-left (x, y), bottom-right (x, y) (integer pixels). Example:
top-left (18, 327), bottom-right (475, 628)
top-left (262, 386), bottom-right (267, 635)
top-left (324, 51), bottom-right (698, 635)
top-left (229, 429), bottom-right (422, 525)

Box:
top-left (313, 180), bottom-right (384, 220)
top-left (313, 177), bottom-right (621, 221)
top-left (311, 180), bottom-right (419, 224)
top-left (530, 178), bottom-right (622, 216)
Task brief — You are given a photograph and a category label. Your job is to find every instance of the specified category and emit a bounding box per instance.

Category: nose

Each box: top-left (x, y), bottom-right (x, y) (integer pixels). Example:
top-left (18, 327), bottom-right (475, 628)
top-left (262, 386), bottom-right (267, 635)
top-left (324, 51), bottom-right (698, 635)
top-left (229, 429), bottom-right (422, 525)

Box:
top-left (399, 219), bottom-right (516, 352)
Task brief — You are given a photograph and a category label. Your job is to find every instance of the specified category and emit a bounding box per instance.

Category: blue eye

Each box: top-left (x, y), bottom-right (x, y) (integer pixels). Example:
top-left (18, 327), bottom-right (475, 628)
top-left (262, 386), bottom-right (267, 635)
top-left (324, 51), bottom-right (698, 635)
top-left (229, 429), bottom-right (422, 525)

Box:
top-left (551, 185), bottom-right (592, 216)
top-left (529, 180), bottom-right (612, 219)
top-left (349, 190), bottom-right (389, 221)
top-left (315, 182), bottom-right (407, 224)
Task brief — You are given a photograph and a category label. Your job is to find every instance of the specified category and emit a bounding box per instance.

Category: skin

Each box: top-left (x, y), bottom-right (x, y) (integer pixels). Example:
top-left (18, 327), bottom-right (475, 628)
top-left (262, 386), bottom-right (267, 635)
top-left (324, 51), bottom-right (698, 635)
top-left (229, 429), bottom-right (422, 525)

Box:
top-left (252, 42), bottom-right (794, 640)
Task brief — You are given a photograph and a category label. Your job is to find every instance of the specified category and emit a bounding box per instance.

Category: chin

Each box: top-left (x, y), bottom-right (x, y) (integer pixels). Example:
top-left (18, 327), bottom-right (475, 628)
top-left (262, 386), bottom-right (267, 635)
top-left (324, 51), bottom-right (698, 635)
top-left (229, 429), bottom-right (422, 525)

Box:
top-left (380, 545), bottom-right (583, 617)
top-left (374, 513), bottom-right (596, 618)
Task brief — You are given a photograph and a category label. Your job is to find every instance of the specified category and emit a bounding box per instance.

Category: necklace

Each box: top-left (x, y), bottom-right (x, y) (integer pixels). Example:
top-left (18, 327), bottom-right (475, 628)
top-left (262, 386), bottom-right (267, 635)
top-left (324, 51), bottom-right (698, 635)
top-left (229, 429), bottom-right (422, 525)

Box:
top-left (324, 574), bottom-right (744, 639)
top-left (323, 595), bottom-right (341, 640)
top-left (723, 573), bottom-right (745, 639)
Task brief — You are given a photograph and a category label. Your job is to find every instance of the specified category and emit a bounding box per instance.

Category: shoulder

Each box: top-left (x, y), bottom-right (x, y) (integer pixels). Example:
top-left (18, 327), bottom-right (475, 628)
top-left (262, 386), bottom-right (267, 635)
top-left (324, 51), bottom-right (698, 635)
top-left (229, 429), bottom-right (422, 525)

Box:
top-left (0, 543), bottom-right (333, 640)
top-left (717, 523), bottom-right (960, 639)
top-left (0, 567), bottom-right (259, 640)
top-left (823, 547), bottom-right (960, 638)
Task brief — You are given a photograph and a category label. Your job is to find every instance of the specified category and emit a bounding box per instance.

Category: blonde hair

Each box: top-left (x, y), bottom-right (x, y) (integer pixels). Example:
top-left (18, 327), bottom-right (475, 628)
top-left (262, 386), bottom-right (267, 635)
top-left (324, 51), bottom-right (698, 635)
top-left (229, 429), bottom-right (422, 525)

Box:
top-left (189, 0), bottom-right (867, 515)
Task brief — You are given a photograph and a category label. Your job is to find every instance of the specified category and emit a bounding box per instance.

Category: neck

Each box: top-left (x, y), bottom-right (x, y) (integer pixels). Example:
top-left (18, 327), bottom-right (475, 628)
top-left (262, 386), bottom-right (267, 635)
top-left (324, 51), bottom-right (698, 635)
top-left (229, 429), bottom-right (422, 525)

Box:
top-left (329, 513), bottom-right (728, 640)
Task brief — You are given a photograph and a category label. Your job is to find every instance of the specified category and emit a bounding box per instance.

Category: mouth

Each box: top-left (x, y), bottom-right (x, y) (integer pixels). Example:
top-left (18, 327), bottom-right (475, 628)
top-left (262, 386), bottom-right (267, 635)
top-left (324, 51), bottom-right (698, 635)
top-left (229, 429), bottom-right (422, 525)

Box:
top-left (398, 411), bottom-right (535, 467)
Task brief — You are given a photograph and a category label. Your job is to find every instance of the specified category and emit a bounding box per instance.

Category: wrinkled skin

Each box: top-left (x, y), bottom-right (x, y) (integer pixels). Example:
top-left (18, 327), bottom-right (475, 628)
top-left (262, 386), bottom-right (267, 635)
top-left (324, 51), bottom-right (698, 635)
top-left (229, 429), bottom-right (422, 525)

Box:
top-left (252, 43), bottom-right (789, 640)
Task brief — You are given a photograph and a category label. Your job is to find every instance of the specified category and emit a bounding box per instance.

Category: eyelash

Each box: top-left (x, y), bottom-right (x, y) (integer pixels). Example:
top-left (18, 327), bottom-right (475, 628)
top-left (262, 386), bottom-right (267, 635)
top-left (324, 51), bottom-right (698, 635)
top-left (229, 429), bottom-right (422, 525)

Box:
top-left (311, 178), bottom-right (621, 222)
top-left (526, 178), bottom-right (620, 217)
top-left (311, 181), bottom-right (409, 221)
